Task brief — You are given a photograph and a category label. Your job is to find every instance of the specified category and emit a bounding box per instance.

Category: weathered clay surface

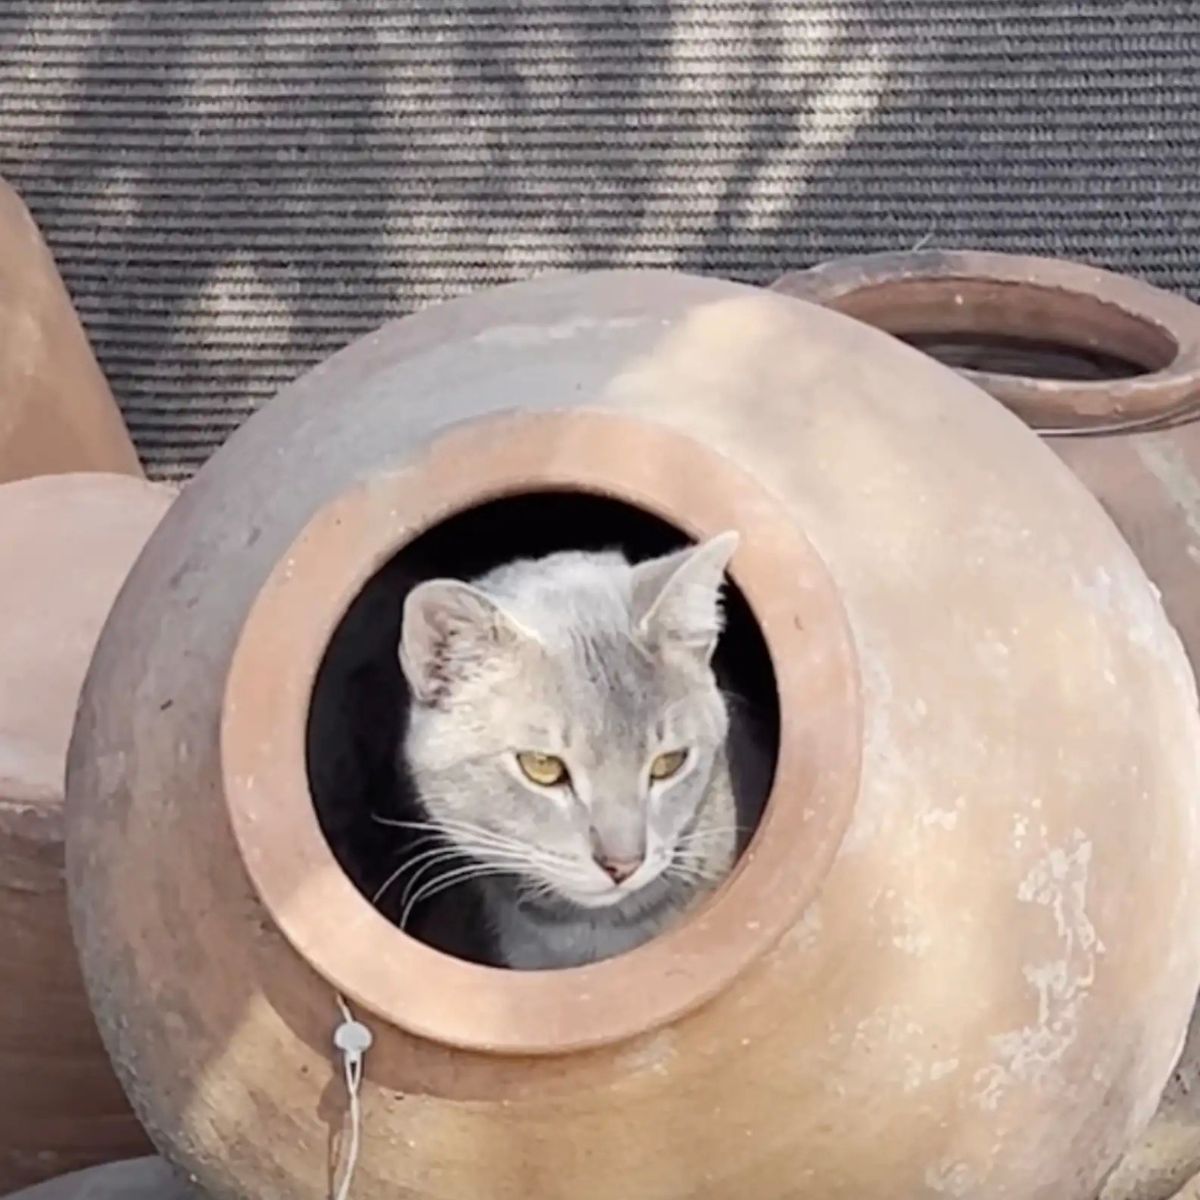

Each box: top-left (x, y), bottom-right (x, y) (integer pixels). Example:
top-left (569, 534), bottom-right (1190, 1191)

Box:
top-left (773, 252), bottom-right (1200, 1200)
top-left (1, 1157), bottom-right (199, 1200)
top-left (66, 271), bottom-right (1200, 1200)
top-left (1, 473), bottom-right (174, 1192)
top-left (0, 176), bottom-right (142, 483)
top-left (1054, 430), bottom-right (1200, 679)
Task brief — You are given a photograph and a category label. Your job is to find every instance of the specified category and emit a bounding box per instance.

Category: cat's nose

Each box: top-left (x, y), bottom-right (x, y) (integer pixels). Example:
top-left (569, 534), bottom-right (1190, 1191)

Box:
top-left (594, 853), bottom-right (642, 883)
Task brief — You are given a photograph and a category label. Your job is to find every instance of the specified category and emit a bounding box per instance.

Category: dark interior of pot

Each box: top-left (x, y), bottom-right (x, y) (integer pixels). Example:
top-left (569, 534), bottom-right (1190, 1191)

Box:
top-left (902, 330), bottom-right (1144, 380)
top-left (833, 278), bottom-right (1179, 381)
top-left (305, 490), bottom-right (779, 968)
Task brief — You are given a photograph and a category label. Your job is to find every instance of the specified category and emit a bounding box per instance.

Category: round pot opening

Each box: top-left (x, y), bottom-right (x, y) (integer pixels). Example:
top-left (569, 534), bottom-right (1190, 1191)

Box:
top-left (902, 330), bottom-right (1148, 381)
top-left (306, 490), bottom-right (780, 968)
top-left (221, 409), bottom-right (861, 1054)
top-left (832, 278), bottom-right (1178, 382)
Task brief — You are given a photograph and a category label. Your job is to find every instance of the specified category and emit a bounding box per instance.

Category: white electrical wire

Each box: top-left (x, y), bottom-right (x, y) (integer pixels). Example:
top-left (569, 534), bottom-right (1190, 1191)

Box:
top-left (332, 993), bottom-right (373, 1200)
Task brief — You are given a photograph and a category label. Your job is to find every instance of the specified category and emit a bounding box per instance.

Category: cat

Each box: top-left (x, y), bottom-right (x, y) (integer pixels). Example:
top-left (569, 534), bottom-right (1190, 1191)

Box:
top-left (389, 532), bottom-right (745, 970)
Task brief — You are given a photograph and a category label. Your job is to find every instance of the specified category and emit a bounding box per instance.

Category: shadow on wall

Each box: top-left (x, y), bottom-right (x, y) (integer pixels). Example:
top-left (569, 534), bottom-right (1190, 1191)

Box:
top-left (0, 0), bottom-right (1196, 479)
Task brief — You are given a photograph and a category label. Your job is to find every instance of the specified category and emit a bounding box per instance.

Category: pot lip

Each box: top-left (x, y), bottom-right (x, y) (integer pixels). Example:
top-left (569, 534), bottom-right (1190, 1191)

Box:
top-left (771, 249), bottom-right (1200, 433)
top-left (220, 407), bottom-right (862, 1055)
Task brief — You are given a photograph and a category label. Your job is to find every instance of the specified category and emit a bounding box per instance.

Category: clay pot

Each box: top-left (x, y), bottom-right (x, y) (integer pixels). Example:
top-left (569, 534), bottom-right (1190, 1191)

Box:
top-left (2, 1158), bottom-right (198, 1200)
top-left (1, 474), bottom-right (174, 1191)
top-left (66, 271), bottom-right (1200, 1200)
top-left (771, 251), bottom-right (1200, 673)
top-left (0, 177), bottom-right (142, 484)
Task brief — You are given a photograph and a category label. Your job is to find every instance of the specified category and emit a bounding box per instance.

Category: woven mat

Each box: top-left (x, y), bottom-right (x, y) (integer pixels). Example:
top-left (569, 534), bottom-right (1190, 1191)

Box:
top-left (2, 0), bottom-right (1198, 480)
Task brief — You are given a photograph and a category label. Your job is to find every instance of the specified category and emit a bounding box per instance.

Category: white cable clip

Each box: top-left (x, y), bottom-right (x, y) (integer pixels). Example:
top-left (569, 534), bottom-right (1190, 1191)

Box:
top-left (332, 994), bottom-right (373, 1200)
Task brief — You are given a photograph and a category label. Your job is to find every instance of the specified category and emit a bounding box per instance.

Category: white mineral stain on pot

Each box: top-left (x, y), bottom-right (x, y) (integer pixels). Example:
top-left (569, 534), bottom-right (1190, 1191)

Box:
top-left (892, 930), bottom-right (932, 957)
top-left (903, 1055), bottom-right (962, 1094)
top-left (975, 634), bottom-right (1012, 678)
top-left (95, 750), bottom-right (127, 796)
top-left (1012, 813), bottom-right (1028, 850)
top-left (614, 1030), bottom-right (677, 1076)
top-left (919, 806), bottom-right (960, 832)
top-left (473, 315), bottom-right (641, 348)
top-left (973, 831), bottom-right (1101, 1112)
top-left (784, 902), bottom-right (823, 952)
top-left (1136, 437), bottom-right (1200, 545)
top-left (925, 1157), bottom-right (978, 1197)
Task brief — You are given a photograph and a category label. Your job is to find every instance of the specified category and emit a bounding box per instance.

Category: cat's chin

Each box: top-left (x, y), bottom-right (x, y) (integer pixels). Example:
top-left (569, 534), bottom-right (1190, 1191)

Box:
top-left (525, 871), bottom-right (679, 921)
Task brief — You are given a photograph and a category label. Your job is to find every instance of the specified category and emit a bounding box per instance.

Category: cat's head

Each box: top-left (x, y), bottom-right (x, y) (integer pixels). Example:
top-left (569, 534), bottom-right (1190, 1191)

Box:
top-left (397, 532), bottom-right (739, 911)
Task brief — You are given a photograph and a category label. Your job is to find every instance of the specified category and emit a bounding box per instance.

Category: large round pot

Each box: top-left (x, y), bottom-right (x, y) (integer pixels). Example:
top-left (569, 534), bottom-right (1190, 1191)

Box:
top-left (66, 271), bottom-right (1200, 1200)
top-left (0, 474), bottom-right (172, 1191)
top-left (0, 178), bottom-right (142, 484)
top-left (772, 251), bottom-right (1200, 1200)
top-left (771, 250), bottom-right (1200, 675)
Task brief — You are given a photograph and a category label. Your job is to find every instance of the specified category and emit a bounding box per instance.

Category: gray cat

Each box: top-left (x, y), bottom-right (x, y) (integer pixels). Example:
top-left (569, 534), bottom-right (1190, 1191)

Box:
top-left (389, 532), bottom-right (743, 969)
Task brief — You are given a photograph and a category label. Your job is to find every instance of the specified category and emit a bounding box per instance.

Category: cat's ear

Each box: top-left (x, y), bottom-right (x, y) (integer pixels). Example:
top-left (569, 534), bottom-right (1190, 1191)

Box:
top-left (400, 580), bottom-right (529, 704)
top-left (631, 531), bottom-right (739, 660)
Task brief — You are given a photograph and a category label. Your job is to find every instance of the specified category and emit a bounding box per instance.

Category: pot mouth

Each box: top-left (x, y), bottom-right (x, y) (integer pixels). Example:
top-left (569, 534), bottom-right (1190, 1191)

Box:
top-left (221, 408), bottom-right (861, 1055)
top-left (772, 250), bottom-right (1200, 434)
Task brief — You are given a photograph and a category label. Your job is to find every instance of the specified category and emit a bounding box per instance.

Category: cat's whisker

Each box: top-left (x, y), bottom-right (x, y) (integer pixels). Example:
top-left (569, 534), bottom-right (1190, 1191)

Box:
top-left (374, 845), bottom-right (470, 904)
top-left (676, 825), bottom-right (745, 844)
top-left (396, 848), bottom-right (477, 910)
top-left (400, 846), bottom-right (539, 911)
top-left (374, 813), bottom-right (569, 863)
top-left (401, 863), bottom-right (520, 929)
top-left (377, 837), bottom-right (532, 910)
top-left (667, 853), bottom-right (727, 883)
top-left (516, 879), bottom-right (564, 907)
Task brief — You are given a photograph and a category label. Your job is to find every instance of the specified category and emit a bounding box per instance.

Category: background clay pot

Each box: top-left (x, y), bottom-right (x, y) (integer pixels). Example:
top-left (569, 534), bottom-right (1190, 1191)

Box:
top-left (67, 271), bottom-right (1200, 1200)
top-left (771, 250), bottom-right (1200, 674)
top-left (2, 1158), bottom-right (199, 1200)
top-left (0, 177), bottom-right (142, 484)
top-left (1, 473), bottom-right (173, 1191)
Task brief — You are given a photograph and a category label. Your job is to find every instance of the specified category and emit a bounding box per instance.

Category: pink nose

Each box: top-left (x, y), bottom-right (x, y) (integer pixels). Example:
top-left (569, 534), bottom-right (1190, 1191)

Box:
top-left (595, 855), bottom-right (641, 883)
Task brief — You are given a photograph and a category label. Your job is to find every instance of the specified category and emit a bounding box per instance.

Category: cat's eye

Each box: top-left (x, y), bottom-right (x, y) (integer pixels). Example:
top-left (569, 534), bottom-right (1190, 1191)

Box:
top-left (649, 749), bottom-right (688, 781)
top-left (516, 751), bottom-right (569, 787)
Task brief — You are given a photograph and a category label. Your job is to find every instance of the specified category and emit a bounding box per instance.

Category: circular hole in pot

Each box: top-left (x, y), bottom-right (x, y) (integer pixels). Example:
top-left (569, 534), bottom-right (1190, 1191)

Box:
top-left (305, 491), bottom-right (779, 969)
top-left (900, 331), bottom-right (1145, 381)
top-left (829, 278), bottom-right (1178, 381)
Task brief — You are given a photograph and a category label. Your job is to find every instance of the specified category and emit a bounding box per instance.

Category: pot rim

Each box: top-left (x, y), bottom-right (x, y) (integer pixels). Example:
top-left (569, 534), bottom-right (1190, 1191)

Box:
top-left (771, 249), bottom-right (1200, 433)
top-left (220, 408), bottom-right (862, 1055)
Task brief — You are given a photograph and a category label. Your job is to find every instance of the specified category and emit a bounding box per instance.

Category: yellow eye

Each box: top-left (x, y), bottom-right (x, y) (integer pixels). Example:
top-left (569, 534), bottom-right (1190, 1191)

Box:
top-left (516, 751), bottom-right (568, 787)
top-left (650, 750), bottom-right (688, 781)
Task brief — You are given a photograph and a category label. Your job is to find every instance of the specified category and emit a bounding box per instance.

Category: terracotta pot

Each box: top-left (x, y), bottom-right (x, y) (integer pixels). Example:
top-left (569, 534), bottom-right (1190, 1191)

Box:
top-left (0, 177), bottom-right (142, 484)
top-left (66, 271), bottom-right (1200, 1200)
top-left (1, 473), bottom-right (174, 1192)
top-left (2, 1158), bottom-right (198, 1200)
top-left (771, 251), bottom-right (1200, 674)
